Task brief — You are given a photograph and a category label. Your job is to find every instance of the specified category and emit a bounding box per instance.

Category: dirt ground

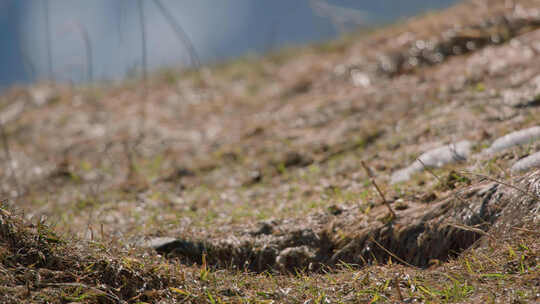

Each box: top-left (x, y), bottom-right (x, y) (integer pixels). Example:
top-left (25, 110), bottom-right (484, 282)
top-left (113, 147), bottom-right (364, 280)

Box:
top-left (1, 0), bottom-right (539, 302)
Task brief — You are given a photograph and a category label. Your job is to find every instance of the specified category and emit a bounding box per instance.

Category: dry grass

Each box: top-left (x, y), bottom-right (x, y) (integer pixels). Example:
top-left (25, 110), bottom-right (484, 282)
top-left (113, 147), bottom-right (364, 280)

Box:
top-left (1, 200), bottom-right (538, 303)
top-left (1, 0), bottom-right (540, 302)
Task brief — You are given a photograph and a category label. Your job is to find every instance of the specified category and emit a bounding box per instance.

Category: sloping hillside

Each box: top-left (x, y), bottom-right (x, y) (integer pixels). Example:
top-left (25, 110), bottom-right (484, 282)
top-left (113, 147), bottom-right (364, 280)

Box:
top-left (0, 0), bottom-right (539, 302)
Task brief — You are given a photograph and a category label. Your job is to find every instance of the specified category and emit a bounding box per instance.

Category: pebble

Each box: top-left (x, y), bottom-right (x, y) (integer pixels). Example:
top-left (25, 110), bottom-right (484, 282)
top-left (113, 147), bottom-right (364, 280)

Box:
top-left (483, 126), bottom-right (540, 155)
top-left (391, 141), bottom-right (472, 183)
top-left (511, 151), bottom-right (540, 173)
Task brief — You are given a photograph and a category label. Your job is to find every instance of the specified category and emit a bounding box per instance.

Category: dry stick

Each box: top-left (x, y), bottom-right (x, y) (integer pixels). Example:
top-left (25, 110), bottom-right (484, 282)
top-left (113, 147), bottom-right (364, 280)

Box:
top-left (136, 0), bottom-right (148, 145)
top-left (361, 161), bottom-right (396, 218)
top-left (71, 21), bottom-right (93, 83)
top-left (137, 0), bottom-right (147, 90)
top-left (416, 158), bottom-right (443, 184)
top-left (459, 170), bottom-right (540, 202)
top-left (152, 0), bottom-right (201, 68)
top-left (0, 121), bottom-right (20, 196)
top-left (44, 0), bottom-right (53, 81)
top-left (511, 226), bottom-right (540, 235)
top-left (417, 158), bottom-right (494, 235)
top-left (137, 0), bottom-right (148, 98)
top-left (17, 35), bottom-right (36, 82)
top-left (416, 158), bottom-right (472, 209)
top-left (137, 0), bottom-right (148, 85)
top-left (368, 236), bottom-right (417, 268)
top-left (418, 161), bottom-right (539, 246)
top-left (446, 222), bottom-right (496, 242)
top-left (417, 158), bottom-right (473, 207)
top-left (122, 140), bottom-right (137, 180)
top-left (493, 162), bottom-right (511, 180)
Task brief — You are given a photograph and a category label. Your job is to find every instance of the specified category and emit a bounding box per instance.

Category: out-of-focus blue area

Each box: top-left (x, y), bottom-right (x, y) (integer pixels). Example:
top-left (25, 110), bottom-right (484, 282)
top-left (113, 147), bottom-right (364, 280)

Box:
top-left (0, 0), bottom-right (458, 89)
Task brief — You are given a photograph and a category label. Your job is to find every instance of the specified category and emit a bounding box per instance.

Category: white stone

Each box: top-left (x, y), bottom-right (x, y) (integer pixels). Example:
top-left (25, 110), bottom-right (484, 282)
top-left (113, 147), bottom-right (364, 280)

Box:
top-left (511, 151), bottom-right (540, 173)
top-left (483, 126), bottom-right (540, 155)
top-left (391, 141), bottom-right (472, 183)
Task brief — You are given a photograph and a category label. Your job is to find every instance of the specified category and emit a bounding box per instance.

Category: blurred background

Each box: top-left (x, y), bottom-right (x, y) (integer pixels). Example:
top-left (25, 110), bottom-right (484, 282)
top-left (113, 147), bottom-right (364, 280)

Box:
top-left (0, 0), bottom-right (458, 90)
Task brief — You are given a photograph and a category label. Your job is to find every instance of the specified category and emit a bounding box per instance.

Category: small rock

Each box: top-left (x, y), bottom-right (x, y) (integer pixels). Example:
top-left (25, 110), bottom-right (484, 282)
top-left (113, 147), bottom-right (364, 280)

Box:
top-left (149, 238), bottom-right (207, 261)
top-left (511, 151), bottom-right (540, 173)
top-left (391, 141), bottom-right (472, 183)
top-left (350, 70), bottom-right (371, 87)
top-left (143, 237), bottom-right (178, 249)
top-left (483, 126), bottom-right (540, 155)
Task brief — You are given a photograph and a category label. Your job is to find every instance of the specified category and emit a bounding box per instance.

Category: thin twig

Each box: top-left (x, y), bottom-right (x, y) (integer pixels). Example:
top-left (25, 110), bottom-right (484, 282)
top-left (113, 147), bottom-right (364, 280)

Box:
top-left (137, 0), bottom-right (148, 140)
top-left (417, 158), bottom-right (495, 229)
top-left (369, 236), bottom-right (417, 269)
top-left (417, 157), bottom-right (470, 206)
top-left (122, 140), bottom-right (136, 180)
top-left (416, 158), bottom-right (443, 184)
top-left (445, 222), bottom-right (495, 242)
top-left (71, 21), bottom-right (93, 82)
top-left (152, 0), bottom-right (201, 68)
top-left (459, 170), bottom-right (539, 202)
top-left (361, 161), bottom-right (396, 218)
top-left (511, 226), bottom-right (540, 235)
top-left (16, 35), bottom-right (36, 82)
top-left (44, 0), bottom-right (53, 81)
top-left (493, 162), bottom-right (510, 180)
top-left (137, 0), bottom-right (148, 91)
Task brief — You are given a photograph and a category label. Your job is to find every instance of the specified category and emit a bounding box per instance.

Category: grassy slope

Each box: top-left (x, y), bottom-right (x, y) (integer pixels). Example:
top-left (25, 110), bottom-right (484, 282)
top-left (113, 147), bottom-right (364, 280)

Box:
top-left (1, 0), bottom-right (539, 302)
